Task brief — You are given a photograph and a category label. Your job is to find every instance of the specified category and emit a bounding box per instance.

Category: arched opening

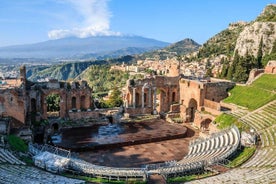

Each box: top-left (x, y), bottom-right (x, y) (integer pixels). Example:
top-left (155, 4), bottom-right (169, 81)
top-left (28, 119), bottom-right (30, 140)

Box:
top-left (31, 98), bottom-right (36, 123)
top-left (144, 93), bottom-right (147, 104)
top-left (187, 98), bottom-right (197, 122)
top-left (172, 92), bottom-right (176, 103)
top-left (157, 89), bottom-right (167, 113)
top-left (71, 96), bottom-right (76, 109)
top-left (52, 123), bottom-right (59, 132)
top-left (135, 92), bottom-right (140, 107)
top-left (272, 67), bottom-right (275, 74)
top-left (80, 95), bottom-right (86, 110)
top-left (31, 98), bottom-right (36, 112)
top-left (200, 118), bottom-right (212, 131)
top-left (46, 93), bottom-right (61, 118)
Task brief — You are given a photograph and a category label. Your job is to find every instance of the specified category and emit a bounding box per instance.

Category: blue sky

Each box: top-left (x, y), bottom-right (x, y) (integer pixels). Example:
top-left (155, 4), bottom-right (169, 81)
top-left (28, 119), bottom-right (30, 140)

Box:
top-left (0, 0), bottom-right (274, 47)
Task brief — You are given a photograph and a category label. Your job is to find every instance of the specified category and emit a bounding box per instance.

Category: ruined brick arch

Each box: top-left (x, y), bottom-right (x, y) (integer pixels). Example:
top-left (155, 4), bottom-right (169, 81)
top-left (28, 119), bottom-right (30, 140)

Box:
top-left (135, 92), bottom-right (140, 107)
top-left (42, 90), bottom-right (65, 119)
top-left (80, 95), bottom-right (86, 109)
top-left (124, 93), bottom-right (131, 108)
top-left (172, 91), bottom-right (176, 102)
top-left (52, 122), bottom-right (59, 132)
top-left (71, 96), bottom-right (77, 109)
top-left (143, 92), bottom-right (147, 104)
top-left (200, 118), bottom-right (212, 131)
top-left (157, 88), bottom-right (167, 113)
top-left (187, 98), bottom-right (197, 122)
top-left (272, 67), bottom-right (276, 74)
top-left (31, 98), bottom-right (36, 112)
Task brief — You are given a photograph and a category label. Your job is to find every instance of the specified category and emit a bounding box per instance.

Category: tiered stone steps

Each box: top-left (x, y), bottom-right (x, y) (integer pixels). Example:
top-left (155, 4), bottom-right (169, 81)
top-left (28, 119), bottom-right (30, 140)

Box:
top-left (186, 100), bottom-right (276, 184)
top-left (0, 148), bottom-right (25, 165)
top-left (239, 100), bottom-right (276, 132)
top-left (227, 108), bottom-right (249, 119)
top-left (0, 164), bottom-right (84, 184)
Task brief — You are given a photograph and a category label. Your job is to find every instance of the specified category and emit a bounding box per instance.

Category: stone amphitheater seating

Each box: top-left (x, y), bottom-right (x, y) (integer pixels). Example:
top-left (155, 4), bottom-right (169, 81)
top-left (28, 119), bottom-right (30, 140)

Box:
top-left (187, 167), bottom-right (276, 184)
top-left (179, 126), bottom-right (240, 165)
top-left (0, 148), bottom-right (25, 165)
top-left (0, 146), bottom-right (83, 184)
top-left (240, 100), bottom-right (276, 132)
top-left (0, 164), bottom-right (84, 184)
top-left (188, 100), bottom-right (276, 184)
top-left (28, 126), bottom-right (240, 181)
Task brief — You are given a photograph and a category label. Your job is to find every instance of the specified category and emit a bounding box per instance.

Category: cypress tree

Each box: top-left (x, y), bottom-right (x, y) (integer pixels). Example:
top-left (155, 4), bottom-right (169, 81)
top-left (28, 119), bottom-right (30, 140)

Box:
top-left (257, 37), bottom-right (263, 68)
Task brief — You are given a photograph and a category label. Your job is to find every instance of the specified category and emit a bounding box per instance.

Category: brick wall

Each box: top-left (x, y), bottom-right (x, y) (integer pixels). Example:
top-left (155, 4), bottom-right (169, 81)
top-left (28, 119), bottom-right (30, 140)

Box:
top-left (68, 111), bottom-right (99, 120)
top-left (204, 99), bottom-right (221, 111)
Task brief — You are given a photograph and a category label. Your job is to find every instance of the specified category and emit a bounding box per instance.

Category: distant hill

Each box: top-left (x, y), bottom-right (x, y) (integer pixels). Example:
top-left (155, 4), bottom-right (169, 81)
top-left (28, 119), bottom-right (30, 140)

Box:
top-left (0, 36), bottom-right (169, 59)
top-left (196, 4), bottom-right (276, 60)
top-left (138, 38), bottom-right (200, 60)
top-left (191, 4), bottom-right (276, 82)
top-left (26, 38), bottom-right (200, 81)
top-left (27, 55), bottom-right (136, 81)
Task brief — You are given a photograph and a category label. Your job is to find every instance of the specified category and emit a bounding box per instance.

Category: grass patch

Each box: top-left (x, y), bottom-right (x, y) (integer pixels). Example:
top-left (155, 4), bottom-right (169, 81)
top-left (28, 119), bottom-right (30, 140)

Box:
top-left (63, 174), bottom-right (146, 184)
top-left (215, 113), bottom-right (237, 129)
top-left (167, 172), bottom-right (213, 183)
top-left (7, 135), bottom-right (28, 152)
top-left (21, 156), bottom-right (34, 165)
top-left (227, 146), bottom-right (256, 168)
top-left (223, 74), bottom-right (276, 110)
top-left (214, 113), bottom-right (250, 131)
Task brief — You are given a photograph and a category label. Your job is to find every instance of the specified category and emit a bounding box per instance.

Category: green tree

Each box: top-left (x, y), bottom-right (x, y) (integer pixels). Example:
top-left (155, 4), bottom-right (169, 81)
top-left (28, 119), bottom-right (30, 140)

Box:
top-left (46, 94), bottom-right (60, 112)
top-left (233, 56), bottom-right (248, 83)
top-left (205, 68), bottom-right (213, 77)
top-left (257, 37), bottom-right (263, 68)
top-left (227, 53), bottom-right (240, 81)
top-left (220, 58), bottom-right (229, 78)
top-left (107, 87), bottom-right (123, 107)
top-left (262, 40), bottom-right (276, 66)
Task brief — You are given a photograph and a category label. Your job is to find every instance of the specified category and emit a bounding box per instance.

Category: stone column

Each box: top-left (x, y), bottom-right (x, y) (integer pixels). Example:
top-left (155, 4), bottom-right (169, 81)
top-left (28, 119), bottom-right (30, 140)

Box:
top-left (125, 99), bottom-right (129, 108)
top-left (148, 88), bottom-right (151, 107)
top-left (153, 87), bottom-right (157, 114)
top-left (132, 88), bottom-right (136, 108)
top-left (142, 87), bottom-right (145, 108)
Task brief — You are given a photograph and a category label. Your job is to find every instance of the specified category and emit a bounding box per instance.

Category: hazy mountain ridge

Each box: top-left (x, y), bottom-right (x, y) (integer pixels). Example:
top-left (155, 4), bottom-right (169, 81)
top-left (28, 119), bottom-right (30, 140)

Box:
top-left (138, 38), bottom-right (200, 60)
top-left (26, 38), bottom-right (199, 81)
top-left (27, 55), bottom-right (136, 81)
top-left (0, 36), bottom-right (169, 59)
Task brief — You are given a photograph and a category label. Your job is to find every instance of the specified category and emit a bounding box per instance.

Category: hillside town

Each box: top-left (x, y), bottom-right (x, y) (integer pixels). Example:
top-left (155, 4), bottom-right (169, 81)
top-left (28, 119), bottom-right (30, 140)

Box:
top-left (0, 3), bottom-right (275, 184)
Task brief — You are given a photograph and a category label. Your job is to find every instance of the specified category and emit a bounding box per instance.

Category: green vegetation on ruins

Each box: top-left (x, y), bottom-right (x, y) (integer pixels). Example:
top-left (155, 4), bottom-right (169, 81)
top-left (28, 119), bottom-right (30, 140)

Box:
top-left (262, 40), bottom-right (276, 67)
top-left (227, 146), bottom-right (256, 168)
top-left (214, 113), bottom-right (249, 131)
top-left (223, 74), bottom-right (276, 110)
top-left (7, 135), bottom-right (28, 152)
top-left (63, 174), bottom-right (146, 184)
top-left (167, 172), bottom-right (213, 183)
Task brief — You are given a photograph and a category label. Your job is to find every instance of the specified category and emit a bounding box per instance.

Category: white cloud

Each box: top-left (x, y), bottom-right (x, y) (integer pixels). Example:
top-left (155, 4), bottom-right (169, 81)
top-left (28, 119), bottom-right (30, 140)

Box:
top-left (48, 0), bottom-right (121, 39)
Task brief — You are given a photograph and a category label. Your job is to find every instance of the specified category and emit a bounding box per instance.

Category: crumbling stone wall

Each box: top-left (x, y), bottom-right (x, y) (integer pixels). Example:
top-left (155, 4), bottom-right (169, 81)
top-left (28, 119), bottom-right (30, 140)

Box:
top-left (0, 89), bottom-right (26, 123)
top-left (35, 81), bottom-right (93, 120)
top-left (124, 76), bottom-right (179, 115)
top-left (179, 77), bottom-right (234, 123)
top-left (0, 66), bottom-right (95, 126)
top-left (265, 60), bottom-right (276, 74)
top-left (205, 82), bottom-right (235, 102)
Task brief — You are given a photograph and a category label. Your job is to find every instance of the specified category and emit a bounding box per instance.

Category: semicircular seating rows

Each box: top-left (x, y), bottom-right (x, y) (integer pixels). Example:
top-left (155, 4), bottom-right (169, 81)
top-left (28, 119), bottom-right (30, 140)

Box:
top-left (187, 100), bottom-right (276, 184)
top-left (0, 147), bottom-right (84, 183)
top-left (28, 126), bottom-right (241, 181)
